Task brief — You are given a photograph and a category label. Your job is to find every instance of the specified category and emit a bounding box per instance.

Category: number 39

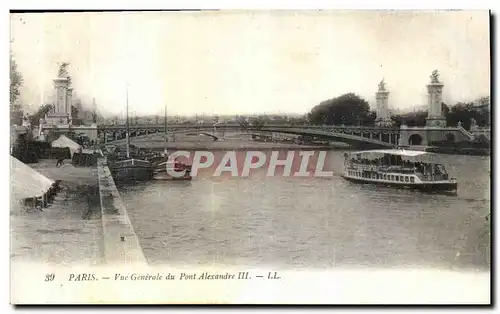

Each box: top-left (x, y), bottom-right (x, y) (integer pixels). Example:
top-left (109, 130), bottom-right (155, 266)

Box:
top-left (45, 274), bottom-right (55, 282)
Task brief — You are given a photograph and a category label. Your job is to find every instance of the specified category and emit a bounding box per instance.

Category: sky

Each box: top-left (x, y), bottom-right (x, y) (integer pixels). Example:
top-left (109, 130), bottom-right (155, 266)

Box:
top-left (10, 10), bottom-right (490, 117)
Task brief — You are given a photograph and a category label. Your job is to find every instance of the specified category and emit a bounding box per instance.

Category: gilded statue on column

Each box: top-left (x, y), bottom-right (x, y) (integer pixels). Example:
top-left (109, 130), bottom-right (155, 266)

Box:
top-left (378, 79), bottom-right (386, 91)
top-left (58, 62), bottom-right (70, 78)
top-left (430, 70), bottom-right (440, 83)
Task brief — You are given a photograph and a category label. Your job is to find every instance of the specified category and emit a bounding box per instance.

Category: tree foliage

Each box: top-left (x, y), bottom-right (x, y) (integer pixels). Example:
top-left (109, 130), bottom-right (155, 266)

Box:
top-left (29, 104), bottom-right (53, 126)
top-left (249, 116), bottom-right (266, 129)
top-left (308, 93), bottom-right (372, 125)
top-left (308, 91), bottom-right (490, 130)
top-left (71, 105), bottom-right (83, 125)
top-left (236, 116), bottom-right (250, 129)
top-left (10, 55), bottom-right (23, 107)
top-left (446, 102), bottom-right (490, 130)
top-left (288, 115), bottom-right (308, 126)
top-left (391, 111), bottom-right (428, 128)
top-left (389, 102), bottom-right (490, 130)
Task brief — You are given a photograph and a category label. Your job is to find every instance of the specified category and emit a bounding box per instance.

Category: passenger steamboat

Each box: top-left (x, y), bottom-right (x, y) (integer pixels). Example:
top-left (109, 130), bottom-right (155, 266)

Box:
top-left (342, 149), bottom-right (458, 193)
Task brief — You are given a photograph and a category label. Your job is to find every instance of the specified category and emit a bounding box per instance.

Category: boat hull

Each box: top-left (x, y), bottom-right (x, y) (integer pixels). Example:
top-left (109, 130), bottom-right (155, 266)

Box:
top-left (153, 174), bottom-right (192, 181)
top-left (341, 175), bottom-right (458, 192)
top-left (110, 165), bottom-right (154, 182)
top-left (153, 161), bottom-right (192, 180)
top-left (153, 170), bottom-right (192, 180)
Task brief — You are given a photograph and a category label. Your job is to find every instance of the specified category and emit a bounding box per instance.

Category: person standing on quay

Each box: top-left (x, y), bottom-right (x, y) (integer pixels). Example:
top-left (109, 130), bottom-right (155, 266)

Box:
top-left (56, 157), bottom-right (64, 167)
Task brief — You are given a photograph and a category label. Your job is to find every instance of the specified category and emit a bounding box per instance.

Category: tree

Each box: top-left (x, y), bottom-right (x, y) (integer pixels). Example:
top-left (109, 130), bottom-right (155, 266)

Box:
top-left (441, 102), bottom-right (450, 117)
top-left (391, 110), bottom-right (428, 127)
top-left (362, 110), bottom-right (377, 126)
top-left (29, 104), bottom-right (53, 126)
top-left (271, 115), bottom-right (286, 124)
top-left (249, 116), bottom-right (266, 129)
top-left (445, 102), bottom-right (487, 130)
top-left (288, 115), bottom-right (307, 126)
top-left (308, 93), bottom-right (371, 125)
top-left (71, 105), bottom-right (83, 125)
top-left (10, 54), bottom-right (23, 107)
top-left (387, 100), bottom-right (490, 129)
top-left (236, 116), bottom-right (249, 129)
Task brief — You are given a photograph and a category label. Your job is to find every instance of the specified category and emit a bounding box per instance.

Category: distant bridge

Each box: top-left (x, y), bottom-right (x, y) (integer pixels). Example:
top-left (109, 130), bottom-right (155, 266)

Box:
top-left (15, 121), bottom-right (489, 148)
top-left (97, 123), bottom-right (401, 148)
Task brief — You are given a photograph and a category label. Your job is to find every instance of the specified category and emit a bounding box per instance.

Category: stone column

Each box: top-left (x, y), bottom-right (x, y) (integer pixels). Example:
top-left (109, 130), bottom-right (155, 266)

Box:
top-left (375, 79), bottom-right (391, 126)
top-left (398, 125), bottom-right (409, 147)
top-left (66, 87), bottom-right (73, 124)
top-left (425, 70), bottom-right (447, 127)
top-left (53, 78), bottom-right (69, 114)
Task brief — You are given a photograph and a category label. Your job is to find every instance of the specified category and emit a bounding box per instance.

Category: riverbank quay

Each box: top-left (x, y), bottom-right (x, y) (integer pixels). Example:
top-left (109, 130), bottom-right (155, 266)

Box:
top-left (426, 146), bottom-right (490, 156)
top-left (97, 158), bottom-right (147, 265)
top-left (124, 141), bottom-right (491, 156)
top-left (375, 145), bottom-right (490, 156)
top-left (10, 159), bottom-right (104, 265)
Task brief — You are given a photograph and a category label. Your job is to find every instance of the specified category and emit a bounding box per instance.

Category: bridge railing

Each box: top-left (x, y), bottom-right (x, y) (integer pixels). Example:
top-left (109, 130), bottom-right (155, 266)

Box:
top-left (98, 123), bottom-right (400, 131)
top-left (457, 126), bottom-right (476, 141)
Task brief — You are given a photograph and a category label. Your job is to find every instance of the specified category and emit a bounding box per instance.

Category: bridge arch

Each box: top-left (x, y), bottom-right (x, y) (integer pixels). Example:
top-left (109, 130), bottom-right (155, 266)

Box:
top-left (408, 134), bottom-right (423, 146)
top-left (99, 124), bottom-right (399, 147)
top-left (259, 127), bottom-right (396, 148)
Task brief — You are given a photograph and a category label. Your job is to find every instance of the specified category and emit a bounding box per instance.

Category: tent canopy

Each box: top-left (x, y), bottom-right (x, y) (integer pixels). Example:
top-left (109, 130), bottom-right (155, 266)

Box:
top-left (10, 156), bottom-right (54, 202)
top-left (51, 135), bottom-right (82, 156)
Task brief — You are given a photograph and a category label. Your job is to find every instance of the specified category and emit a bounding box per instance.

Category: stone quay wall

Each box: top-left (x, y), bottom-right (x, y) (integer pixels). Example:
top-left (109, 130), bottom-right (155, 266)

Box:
top-left (97, 158), bottom-right (147, 265)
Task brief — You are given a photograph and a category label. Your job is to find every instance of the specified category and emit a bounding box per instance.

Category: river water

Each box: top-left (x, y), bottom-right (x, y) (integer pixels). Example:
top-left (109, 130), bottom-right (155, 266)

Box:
top-left (118, 149), bottom-right (490, 271)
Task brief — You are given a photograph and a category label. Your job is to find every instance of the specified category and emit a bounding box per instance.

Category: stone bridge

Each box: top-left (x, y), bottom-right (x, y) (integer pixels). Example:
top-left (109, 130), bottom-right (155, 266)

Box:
top-left (110, 129), bottom-right (279, 144)
top-left (26, 122), bottom-right (490, 149)
top-left (398, 125), bottom-right (478, 146)
top-left (98, 124), bottom-right (401, 148)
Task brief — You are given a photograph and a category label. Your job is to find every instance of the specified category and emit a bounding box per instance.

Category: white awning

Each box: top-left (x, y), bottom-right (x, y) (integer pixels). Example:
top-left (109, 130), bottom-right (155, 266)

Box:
top-left (51, 135), bottom-right (82, 156)
top-left (10, 156), bottom-right (54, 201)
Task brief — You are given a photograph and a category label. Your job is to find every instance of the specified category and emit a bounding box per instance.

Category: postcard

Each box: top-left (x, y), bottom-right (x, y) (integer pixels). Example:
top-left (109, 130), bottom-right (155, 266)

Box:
top-left (9, 10), bottom-right (491, 304)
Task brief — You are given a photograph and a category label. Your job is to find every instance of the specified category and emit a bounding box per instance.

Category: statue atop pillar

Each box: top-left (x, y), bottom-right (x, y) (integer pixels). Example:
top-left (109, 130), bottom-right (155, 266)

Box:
top-left (378, 79), bottom-right (386, 91)
top-left (375, 79), bottom-right (392, 126)
top-left (45, 62), bottom-right (72, 126)
top-left (426, 69), bottom-right (446, 127)
top-left (58, 62), bottom-right (70, 78)
top-left (430, 69), bottom-right (441, 84)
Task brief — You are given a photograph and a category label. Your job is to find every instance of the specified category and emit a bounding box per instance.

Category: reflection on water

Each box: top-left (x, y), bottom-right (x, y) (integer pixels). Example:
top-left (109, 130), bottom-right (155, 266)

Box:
top-left (119, 150), bottom-right (490, 270)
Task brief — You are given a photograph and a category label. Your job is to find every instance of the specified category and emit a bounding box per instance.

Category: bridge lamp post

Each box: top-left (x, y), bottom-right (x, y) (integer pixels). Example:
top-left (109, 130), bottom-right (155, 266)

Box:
top-left (164, 105), bottom-right (168, 142)
top-left (341, 116), bottom-right (347, 126)
top-left (213, 121), bottom-right (221, 137)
